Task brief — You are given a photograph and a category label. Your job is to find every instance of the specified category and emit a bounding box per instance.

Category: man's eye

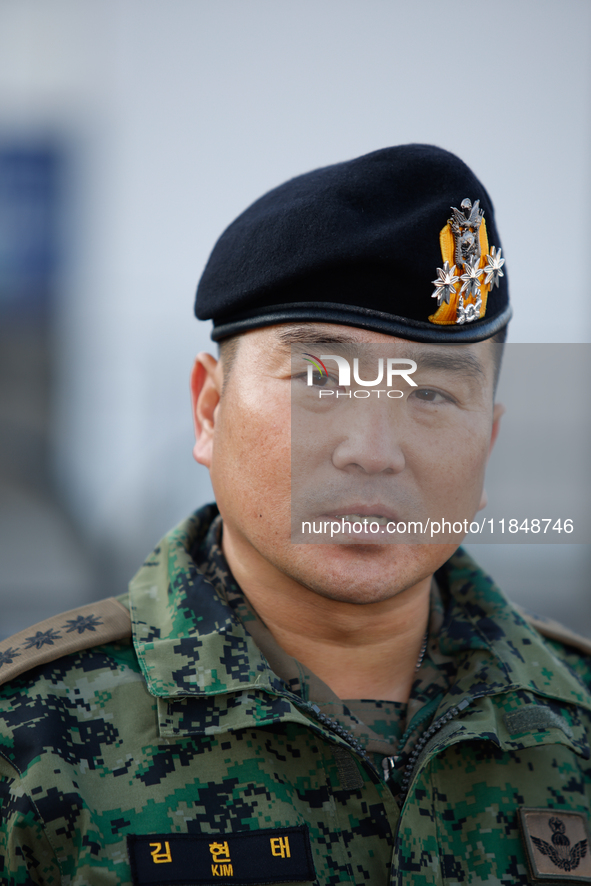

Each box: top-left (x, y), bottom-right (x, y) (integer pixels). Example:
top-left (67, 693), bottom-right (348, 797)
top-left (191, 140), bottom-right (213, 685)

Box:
top-left (293, 370), bottom-right (341, 390)
top-left (309, 371), bottom-right (339, 388)
top-left (412, 388), bottom-right (451, 404)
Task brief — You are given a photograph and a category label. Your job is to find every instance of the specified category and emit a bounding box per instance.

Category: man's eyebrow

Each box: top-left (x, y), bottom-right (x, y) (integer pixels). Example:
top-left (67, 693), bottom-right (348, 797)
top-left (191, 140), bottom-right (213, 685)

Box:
top-left (275, 326), bottom-right (362, 346)
top-left (274, 327), bottom-right (486, 378)
top-left (407, 348), bottom-right (485, 379)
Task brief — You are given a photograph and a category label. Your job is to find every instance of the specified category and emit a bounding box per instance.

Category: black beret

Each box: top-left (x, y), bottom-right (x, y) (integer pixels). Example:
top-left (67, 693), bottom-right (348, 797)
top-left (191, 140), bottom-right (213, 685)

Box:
top-left (195, 144), bottom-right (511, 342)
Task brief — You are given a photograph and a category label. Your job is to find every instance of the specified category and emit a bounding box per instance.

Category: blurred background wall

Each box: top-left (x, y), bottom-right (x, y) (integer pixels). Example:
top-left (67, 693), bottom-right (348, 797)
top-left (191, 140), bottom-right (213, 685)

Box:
top-left (0, 0), bottom-right (590, 640)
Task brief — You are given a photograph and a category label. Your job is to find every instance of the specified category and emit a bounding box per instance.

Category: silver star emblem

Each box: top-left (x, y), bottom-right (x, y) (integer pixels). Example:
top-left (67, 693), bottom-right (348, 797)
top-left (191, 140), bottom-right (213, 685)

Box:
top-left (483, 245), bottom-right (505, 288)
top-left (459, 261), bottom-right (484, 298)
top-left (431, 261), bottom-right (458, 305)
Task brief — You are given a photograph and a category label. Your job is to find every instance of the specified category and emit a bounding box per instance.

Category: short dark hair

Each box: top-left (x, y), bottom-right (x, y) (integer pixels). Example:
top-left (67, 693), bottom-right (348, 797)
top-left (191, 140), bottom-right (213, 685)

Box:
top-left (490, 325), bottom-right (507, 394)
top-left (218, 335), bottom-right (241, 394)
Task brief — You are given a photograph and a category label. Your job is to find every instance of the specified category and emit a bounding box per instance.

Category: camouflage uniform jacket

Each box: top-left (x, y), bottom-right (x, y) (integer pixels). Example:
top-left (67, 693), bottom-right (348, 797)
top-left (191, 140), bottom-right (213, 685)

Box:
top-left (1, 504), bottom-right (591, 886)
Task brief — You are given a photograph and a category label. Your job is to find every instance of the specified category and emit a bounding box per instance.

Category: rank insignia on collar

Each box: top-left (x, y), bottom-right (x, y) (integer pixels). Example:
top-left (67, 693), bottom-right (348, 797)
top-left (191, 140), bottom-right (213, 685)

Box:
top-left (518, 808), bottom-right (591, 882)
top-left (430, 197), bottom-right (505, 326)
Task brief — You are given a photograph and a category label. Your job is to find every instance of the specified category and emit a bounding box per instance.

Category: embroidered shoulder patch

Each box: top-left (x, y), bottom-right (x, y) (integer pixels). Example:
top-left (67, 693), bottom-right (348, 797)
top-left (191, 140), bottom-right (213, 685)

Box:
top-left (519, 808), bottom-right (591, 882)
top-left (127, 827), bottom-right (315, 885)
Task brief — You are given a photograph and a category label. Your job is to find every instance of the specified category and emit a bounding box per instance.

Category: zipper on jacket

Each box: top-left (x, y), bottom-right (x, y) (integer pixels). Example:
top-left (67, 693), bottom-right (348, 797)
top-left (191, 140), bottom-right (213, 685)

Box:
top-left (305, 697), bottom-right (471, 798)
top-left (381, 756), bottom-right (398, 781)
top-left (308, 704), bottom-right (376, 771)
top-left (380, 695), bottom-right (450, 784)
top-left (396, 697), bottom-right (472, 800)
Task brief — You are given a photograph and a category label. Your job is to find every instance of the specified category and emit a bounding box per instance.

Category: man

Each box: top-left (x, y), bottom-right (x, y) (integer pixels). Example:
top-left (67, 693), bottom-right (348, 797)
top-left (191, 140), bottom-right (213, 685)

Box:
top-left (1, 145), bottom-right (590, 886)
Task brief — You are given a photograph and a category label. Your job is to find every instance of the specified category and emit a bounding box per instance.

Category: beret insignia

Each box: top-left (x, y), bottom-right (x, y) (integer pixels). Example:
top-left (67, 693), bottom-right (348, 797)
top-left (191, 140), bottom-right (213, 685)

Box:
top-left (430, 197), bottom-right (505, 326)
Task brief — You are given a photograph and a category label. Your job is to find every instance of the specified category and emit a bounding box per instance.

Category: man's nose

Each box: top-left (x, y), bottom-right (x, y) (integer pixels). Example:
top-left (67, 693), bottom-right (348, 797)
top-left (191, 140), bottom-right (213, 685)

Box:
top-left (331, 404), bottom-right (405, 475)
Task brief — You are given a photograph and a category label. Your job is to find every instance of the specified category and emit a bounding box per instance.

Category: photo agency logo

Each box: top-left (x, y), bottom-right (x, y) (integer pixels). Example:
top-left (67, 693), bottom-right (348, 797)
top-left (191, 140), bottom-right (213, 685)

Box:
top-left (302, 353), bottom-right (418, 397)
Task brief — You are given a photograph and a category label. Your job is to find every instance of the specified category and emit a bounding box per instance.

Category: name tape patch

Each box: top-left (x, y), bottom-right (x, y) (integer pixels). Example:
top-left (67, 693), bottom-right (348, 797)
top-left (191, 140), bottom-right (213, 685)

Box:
top-left (519, 808), bottom-right (591, 882)
top-left (127, 826), bottom-right (315, 885)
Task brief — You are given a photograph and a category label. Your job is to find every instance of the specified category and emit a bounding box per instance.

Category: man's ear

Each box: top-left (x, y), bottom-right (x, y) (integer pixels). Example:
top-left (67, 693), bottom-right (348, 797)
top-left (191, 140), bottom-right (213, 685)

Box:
top-left (190, 353), bottom-right (223, 469)
top-left (478, 401), bottom-right (505, 511)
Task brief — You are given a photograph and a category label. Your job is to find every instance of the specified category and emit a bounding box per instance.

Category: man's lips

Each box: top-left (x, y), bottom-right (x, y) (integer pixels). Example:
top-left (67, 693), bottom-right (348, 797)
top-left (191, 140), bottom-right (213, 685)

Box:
top-left (318, 504), bottom-right (400, 523)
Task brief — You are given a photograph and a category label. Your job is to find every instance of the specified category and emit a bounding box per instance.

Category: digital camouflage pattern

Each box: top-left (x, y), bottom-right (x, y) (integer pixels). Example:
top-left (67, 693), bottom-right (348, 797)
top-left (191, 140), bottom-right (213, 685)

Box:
top-left (1, 503), bottom-right (591, 886)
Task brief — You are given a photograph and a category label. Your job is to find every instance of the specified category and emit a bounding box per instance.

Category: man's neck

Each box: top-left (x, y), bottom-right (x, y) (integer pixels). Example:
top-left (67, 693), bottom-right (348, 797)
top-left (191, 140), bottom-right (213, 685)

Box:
top-left (221, 529), bottom-right (432, 704)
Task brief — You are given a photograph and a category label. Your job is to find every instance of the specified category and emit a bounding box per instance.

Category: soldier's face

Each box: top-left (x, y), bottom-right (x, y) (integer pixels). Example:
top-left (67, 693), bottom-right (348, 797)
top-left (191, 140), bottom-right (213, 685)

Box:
top-left (192, 324), bottom-right (503, 604)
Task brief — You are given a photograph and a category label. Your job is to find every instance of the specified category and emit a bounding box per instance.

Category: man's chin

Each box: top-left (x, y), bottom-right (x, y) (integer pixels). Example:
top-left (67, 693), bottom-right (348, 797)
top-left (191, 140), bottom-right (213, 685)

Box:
top-left (282, 541), bottom-right (456, 605)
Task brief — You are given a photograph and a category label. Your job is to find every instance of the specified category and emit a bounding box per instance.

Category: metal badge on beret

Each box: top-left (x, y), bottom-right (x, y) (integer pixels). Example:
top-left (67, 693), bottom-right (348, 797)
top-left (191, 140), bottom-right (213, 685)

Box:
top-left (430, 198), bottom-right (505, 326)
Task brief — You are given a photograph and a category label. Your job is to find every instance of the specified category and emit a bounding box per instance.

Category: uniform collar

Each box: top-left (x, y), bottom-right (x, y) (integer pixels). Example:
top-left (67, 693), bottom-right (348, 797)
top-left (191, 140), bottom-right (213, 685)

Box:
top-left (129, 505), bottom-right (286, 699)
top-left (435, 548), bottom-right (591, 715)
top-left (128, 508), bottom-right (591, 742)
